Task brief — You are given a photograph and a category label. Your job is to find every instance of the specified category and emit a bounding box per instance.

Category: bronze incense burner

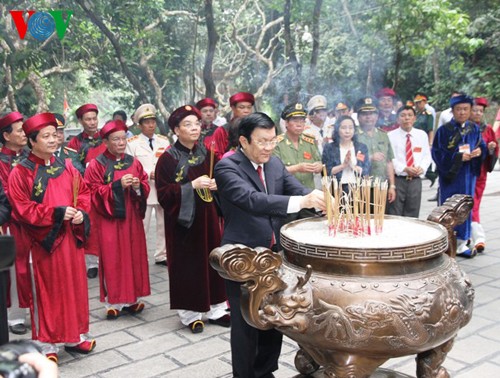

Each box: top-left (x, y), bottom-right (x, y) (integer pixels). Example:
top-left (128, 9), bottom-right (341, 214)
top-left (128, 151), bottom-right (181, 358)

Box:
top-left (210, 195), bottom-right (474, 377)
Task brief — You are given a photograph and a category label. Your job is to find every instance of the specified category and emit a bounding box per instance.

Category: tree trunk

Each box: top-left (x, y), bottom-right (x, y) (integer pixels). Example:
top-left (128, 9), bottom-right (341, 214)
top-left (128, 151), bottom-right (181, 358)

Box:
top-left (432, 49), bottom-right (440, 94)
top-left (308, 0), bottom-right (323, 93)
top-left (28, 72), bottom-right (48, 113)
top-left (340, 0), bottom-right (358, 38)
top-left (203, 0), bottom-right (218, 99)
top-left (75, 0), bottom-right (149, 103)
top-left (283, 0), bottom-right (301, 98)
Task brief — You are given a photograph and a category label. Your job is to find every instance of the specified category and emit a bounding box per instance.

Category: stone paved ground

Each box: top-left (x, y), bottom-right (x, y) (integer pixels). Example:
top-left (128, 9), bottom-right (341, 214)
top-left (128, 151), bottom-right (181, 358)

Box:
top-left (13, 167), bottom-right (500, 377)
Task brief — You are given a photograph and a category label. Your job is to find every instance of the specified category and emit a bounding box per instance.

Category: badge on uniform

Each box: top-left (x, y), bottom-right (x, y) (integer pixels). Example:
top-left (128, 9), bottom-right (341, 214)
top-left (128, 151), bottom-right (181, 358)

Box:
top-left (413, 147), bottom-right (422, 153)
top-left (303, 151), bottom-right (312, 160)
top-left (356, 151), bottom-right (365, 162)
top-left (155, 147), bottom-right (165, 158)
top-left (459, 144), bottom-right (471, 154)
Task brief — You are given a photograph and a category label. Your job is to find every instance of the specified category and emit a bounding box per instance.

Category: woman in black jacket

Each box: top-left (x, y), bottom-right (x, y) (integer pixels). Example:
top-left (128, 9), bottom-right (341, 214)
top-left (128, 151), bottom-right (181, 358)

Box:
top-left (322, 116), bottom-right (371, 195)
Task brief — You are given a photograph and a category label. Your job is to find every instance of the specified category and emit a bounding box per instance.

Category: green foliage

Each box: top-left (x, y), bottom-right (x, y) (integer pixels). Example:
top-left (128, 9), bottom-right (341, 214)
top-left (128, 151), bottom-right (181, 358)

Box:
top-left (0, 0), bottom-right (497, 119)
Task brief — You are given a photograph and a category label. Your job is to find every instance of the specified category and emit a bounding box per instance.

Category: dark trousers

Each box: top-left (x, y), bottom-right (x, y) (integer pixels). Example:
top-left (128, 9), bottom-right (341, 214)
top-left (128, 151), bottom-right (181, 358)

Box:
top-left (0, 271), bottom-right (9, 345)
top-left (387, 176), bottom-right (422, 218)
top-left (226, 279), bottom-right (282, 378)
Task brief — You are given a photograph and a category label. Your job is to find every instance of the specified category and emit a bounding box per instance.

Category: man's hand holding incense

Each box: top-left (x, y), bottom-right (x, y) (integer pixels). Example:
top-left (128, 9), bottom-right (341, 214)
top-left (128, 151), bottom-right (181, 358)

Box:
top-left (72, 210), bottom-right (84, 225)
top-left (192, 176), bottom-right (216, 190)
top-left (132, 177), bottom-right (141, 190)
top-left (121, 174), bottom-right (134, 188)
top-left (300, 189), bottom-right (326, 211)
top-left (64, 206), bottom-right (78, 221)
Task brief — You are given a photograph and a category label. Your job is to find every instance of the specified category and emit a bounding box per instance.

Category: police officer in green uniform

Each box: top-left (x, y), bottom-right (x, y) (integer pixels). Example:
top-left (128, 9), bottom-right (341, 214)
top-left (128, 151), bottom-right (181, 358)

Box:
top-left (274, 103), bottom-right (323, 190)
top-left (413, 93), bottom-right (434, 145)
top-left (355, 97), bottom-right (396, 204)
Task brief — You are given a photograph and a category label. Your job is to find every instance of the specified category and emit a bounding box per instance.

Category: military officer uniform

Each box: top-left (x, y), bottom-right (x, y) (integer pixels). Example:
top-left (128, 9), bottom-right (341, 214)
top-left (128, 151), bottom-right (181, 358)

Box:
top-left (414, 107), bottom-right (434, 135)
top-left (274, 132), bottom-right (320, 189)
top-left (126, 104), bottom-right (170, 265)
top-left (274, 103), bottom-right (322, 221)
top-left (357, 127), bottom-right (394, 180)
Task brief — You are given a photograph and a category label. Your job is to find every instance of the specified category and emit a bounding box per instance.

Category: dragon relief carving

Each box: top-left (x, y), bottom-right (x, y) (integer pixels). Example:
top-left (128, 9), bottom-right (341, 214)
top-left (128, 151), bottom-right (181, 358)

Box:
top-left (261, 284), bottom-right (313, 333)
top-left (209, 244), bottom-right (313, 331)
top-left (312, 292), bottom-right (436, 349)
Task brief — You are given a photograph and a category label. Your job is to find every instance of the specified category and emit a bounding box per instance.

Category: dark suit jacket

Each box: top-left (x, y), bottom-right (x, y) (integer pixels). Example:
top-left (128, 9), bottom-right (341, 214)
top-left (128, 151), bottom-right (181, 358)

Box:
top-left (214, 149), bottom-right (310, 249)
top-left (322, 140), bottom-right (371, 181)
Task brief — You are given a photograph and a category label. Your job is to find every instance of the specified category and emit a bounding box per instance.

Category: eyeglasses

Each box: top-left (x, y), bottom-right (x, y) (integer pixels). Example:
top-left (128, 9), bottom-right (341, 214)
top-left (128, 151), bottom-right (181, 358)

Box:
top-left (254, 139), bottom-right (278, 148)
top-left (179, 121), bottom-right (201, 129)
top-left (109, 137), bottom-right (127, 143)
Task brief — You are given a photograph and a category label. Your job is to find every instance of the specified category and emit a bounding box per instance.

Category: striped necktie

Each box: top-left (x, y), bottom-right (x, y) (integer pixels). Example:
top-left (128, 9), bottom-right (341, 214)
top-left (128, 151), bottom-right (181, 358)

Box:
top-left (406, 133), bottom-right (414, 167)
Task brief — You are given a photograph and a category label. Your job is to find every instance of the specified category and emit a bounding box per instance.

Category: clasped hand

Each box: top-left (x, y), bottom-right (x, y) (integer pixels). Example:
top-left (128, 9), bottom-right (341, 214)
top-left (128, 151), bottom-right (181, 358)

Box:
top-left (121, 174), bottom-right (141, 189)
top-left (64, 206), bottom-right (83, 224)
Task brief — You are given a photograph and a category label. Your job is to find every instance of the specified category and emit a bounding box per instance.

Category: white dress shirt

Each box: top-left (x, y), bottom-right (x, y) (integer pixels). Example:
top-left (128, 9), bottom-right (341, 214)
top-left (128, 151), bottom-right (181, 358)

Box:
top-left (388, 127), bottom-right (432, 177)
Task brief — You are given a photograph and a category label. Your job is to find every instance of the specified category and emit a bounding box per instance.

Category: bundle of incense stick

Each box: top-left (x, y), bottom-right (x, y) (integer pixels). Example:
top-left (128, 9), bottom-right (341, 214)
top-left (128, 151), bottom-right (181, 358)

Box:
top-left (321, 165), bottom-right (334, 232)
top-left (72, 175), bottom-right (79, 207)
top-left (362, 177), bottom-right (372, 235)
top-left (326, 176), bottom-right (389, 237)
top-left (373, 180), bottom-right (388, 234)
top-left (332, 178), bottom-right (340, 233)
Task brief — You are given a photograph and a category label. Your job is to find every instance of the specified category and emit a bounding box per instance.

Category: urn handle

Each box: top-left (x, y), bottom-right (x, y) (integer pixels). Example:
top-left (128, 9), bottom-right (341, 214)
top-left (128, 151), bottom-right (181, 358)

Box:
top-left (427, 194), bottom-right (473, 258)
top-left (209, 244), bottom-right (287, 330)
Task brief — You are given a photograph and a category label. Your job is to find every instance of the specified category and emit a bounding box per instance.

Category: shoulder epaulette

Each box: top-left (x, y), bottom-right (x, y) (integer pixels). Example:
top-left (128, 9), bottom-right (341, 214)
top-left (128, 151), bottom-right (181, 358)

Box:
top-left (157, 134), bottom-right (169, 140)
top-left (276, 134), bottom-right (285, 143)
top-left (301, 133), bottom-right (316, 144)
top-left (127, 135), bottom-right (139, 142)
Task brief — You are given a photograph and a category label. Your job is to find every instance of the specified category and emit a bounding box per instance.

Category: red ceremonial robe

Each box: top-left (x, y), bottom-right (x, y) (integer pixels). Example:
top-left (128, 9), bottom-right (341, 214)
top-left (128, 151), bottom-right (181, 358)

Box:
top-left (211, 125), bottom-right (229, 161)
top-left (85, 151), bottom-right (151, 304)
top-left (472, 124), bottom-right (499, 222)
top-left (8, 153), bottom-right (91, 343)
top-left (67, 132), bottom-right (106, 256)
top-left (0, 147), bottom-right (31, 308)
top-left (155, 141), bottom-right (226, 312)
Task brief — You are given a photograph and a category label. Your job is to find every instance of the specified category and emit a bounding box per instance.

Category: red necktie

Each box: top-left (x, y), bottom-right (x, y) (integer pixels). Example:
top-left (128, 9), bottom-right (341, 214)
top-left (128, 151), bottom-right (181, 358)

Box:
top-left (256, 165), bottom-right (266, 192)
top-left (256, 165), bottom-right (275, 247)
top-left (405, 133), bottom-right (414, 167)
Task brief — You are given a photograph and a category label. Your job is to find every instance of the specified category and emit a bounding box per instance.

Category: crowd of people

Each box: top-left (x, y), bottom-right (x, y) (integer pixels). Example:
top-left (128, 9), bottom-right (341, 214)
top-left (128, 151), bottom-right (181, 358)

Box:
top-left (0, 87), bottom-right (498, 377)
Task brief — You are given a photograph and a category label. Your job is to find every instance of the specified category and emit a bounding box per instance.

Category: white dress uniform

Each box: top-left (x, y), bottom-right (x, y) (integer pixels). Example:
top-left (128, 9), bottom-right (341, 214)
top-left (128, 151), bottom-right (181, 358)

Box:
top-left (126, 115), bottom-right (170, 263)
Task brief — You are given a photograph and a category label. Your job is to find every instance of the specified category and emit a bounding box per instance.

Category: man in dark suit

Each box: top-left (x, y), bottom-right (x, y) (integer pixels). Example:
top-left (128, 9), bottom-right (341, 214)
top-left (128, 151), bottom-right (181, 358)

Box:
top-left (214, 112), bottom-right (326, 378)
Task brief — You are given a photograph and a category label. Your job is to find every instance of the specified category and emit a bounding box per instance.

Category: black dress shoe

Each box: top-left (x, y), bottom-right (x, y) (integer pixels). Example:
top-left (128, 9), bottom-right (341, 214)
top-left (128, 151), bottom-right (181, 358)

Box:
top-left (208, 314), bottom-right (231, 327)
top-left (155, 260), bottom-right (168, 266)
top-left (189, 320), bottom-right (204, 334)
top-left (9, 323), bottom-right (27, 335)
top-left (87, 267), bottom-right (98, 279)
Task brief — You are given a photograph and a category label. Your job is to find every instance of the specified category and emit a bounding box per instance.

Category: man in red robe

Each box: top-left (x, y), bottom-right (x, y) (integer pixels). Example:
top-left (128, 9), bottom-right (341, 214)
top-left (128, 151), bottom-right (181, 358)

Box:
top-left (470, 97), bottom-right (498, 252)
top-left (8, 113), bottom-right (95, 363)
top-left (196, 98), bottom-right (219, 149)
top-left (156, 105), bottom-right (228, 333)
top-left (0, 111), bottom-right (29, 335)
top-left (84, 120), bottom-right (151, 320)
top-left (67, 103), bottom-right (107, 278)
top-left (211, 92), bottom-right (254, 160)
